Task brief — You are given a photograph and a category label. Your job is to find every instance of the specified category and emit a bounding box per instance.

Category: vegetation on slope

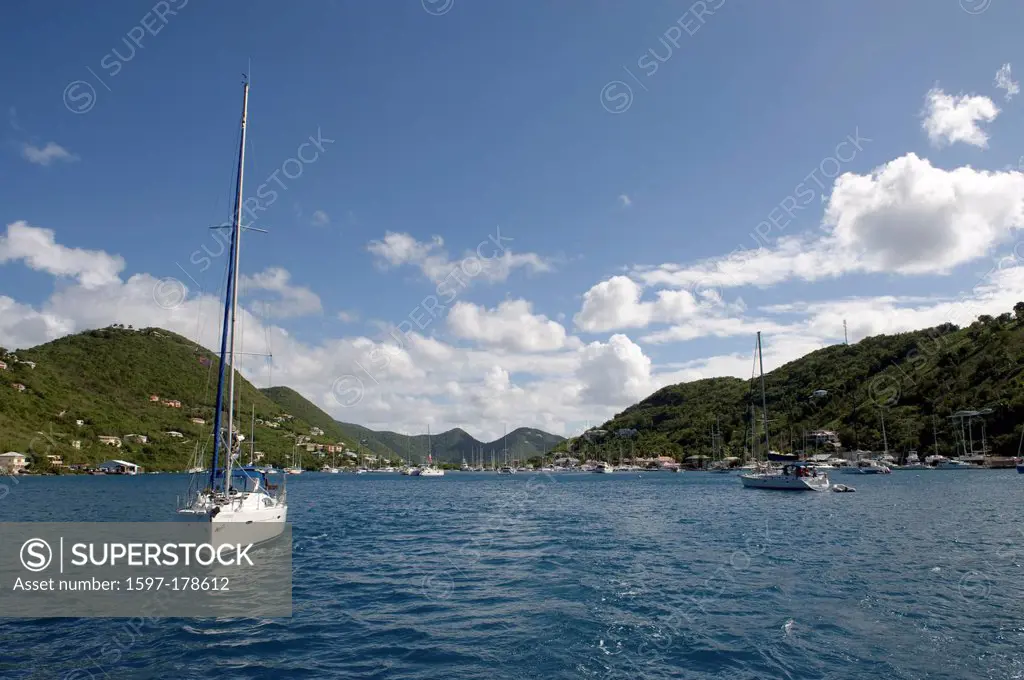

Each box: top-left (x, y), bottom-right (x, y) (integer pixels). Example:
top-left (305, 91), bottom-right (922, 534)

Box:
top-left (556, 305), bottom-right (1024, 462)
top-left (0, 327), bottom-right (357, 471)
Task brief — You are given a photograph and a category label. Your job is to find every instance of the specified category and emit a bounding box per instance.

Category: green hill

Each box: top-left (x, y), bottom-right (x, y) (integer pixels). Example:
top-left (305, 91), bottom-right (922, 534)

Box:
top-left (0, 327), bottom-right (356, 471)
top-left (558, 306), bottom-right (1024, 462)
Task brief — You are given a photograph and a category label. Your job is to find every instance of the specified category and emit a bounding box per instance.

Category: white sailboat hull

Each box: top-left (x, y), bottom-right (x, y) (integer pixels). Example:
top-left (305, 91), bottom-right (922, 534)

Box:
top-left (418, 467), bottom-right (444, 476)
top-left (177, 491), bottom-right (287, 546)
top-left (740, 473), bottom-right (830, 491)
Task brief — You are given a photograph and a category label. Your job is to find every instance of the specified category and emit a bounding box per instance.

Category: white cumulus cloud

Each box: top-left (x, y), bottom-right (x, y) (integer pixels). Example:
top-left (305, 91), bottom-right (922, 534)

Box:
top-left (921, 87), bottom-right (999, 148)
top-left (0, 221), bottom-right (124, 288)
top-left (448, 299), bottom-right (575, 351)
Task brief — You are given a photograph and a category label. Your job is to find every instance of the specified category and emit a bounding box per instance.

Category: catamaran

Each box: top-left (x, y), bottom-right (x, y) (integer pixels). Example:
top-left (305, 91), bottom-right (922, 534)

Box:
top-left (739, 332), bottom-right (829, 491)
top-left (176, 78), bottom-right (288, 543)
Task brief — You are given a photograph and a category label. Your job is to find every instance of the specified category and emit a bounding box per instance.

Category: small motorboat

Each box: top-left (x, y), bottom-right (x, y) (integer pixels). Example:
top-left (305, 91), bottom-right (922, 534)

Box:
top-left (832, 484), bottom-right (856, 493)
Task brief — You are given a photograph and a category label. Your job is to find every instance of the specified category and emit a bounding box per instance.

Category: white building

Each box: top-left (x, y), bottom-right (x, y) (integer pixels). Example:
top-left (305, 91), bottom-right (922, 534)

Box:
top-left (98, 435), bottom-right (122, 447)
top-left (0, 452), bottom-right (27, 474)
top-left (98, 459), bottom-right (140, 475)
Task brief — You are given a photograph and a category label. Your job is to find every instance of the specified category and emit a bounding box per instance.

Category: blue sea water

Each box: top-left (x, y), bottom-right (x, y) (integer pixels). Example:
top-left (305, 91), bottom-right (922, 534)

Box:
top-left (1, 470), bottom-right (1023, 680)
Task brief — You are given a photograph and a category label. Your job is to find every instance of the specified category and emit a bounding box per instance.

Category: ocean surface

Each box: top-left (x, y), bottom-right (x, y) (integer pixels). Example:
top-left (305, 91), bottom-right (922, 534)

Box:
top-left (1, 470), bottom-right (1023, 679)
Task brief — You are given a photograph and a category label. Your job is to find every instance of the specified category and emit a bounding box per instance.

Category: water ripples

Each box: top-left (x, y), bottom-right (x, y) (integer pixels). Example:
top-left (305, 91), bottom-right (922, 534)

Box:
top-left (2, 471), bottom-right (1024, 678)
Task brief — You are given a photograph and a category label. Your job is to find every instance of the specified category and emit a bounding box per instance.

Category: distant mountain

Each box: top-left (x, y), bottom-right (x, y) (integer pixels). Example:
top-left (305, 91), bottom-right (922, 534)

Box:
top-left (334, 423), bottom-right (565, 464)
top-left (255, 391), bottom-right (566, 464)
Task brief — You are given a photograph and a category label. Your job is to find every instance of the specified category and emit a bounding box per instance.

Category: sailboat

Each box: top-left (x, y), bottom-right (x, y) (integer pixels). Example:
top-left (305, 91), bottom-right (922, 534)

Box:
top-left (1016, 424), bottom-right (1024, 473)
top-left (186, 441), bottom-right (206, 474)
top-left (497, 425), bottom-right (516, 474)
top-left (323, 449), bottom-right (340, 474)
top-left (176, 78), bottom-right (288, 542)
top-left (418, 425), bottom-right (445, 476)
top-left (739, 332), bottom-right (829, 491)
top-left (284, 440), bottom-right (303, 475)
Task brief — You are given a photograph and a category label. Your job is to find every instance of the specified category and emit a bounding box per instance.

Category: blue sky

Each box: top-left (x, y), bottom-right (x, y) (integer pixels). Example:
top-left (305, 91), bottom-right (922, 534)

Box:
top-left (3, 0), bottom-right (1024, 439)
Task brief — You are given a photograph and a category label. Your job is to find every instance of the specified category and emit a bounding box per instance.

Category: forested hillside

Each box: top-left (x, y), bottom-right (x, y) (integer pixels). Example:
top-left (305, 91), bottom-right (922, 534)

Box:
top-left (557, 306), bottom-right (1024, 461)
top-left (0, 327), bottom-right (356, 471)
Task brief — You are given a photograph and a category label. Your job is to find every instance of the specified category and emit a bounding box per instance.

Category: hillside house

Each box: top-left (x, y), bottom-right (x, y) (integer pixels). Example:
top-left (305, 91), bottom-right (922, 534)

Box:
top-left (265, 421), bottom-right (280, 429)
top-left (98, 436), bottom-right (122, 447)
top-left (811, 389), bottom-right (829, 398)
top-left (0, 361), bottom-right (6, 370)
top-left (124, 434), bottom-right (148, 444)
top-left (12, 383), bottom-right (25, 392)
top-left (190, 418), bottom-right (205, 425)
top-left (807, 430), bottom-right (841, 450)
top-left (149, 395), bottom-right (160, 402)
top-left (0, 452), bottom-right (28, 474)
top-left (310, 427), bottom-right (325, 437)
top-left (98, 459), bottom-right (140, 475)
top-left (76, 420), bottom-right (84, 427)
top-left (162, 400), bottom-right (182, 408)
top-left (255, 418), bottom-right (264, 425)
top-left (18, 361), bottom-right (35, 369)
top-left (46, 455), bottom-right (63, 467)
top-left (71, 441), bottom-right (81, 450)
top-left (165, 431), bottom-right (184, 438)
top-left (253, 451), bottom-right (265, 462)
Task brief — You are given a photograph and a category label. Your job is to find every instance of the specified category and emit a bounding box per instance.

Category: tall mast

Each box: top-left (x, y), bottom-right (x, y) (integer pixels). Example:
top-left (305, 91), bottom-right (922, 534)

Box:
top-left (933, 415), bottom-right (940, 457)
top-left (209, 80), bottom-right (249, 491)
top-left (249, 403), bottom-right (255, 465)
top-left (879, 407), bottom-right (888, 455)
top-left (757, 331), bottom-right (770, 454)
top-left (224, 79), bottom-right (250, 491)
